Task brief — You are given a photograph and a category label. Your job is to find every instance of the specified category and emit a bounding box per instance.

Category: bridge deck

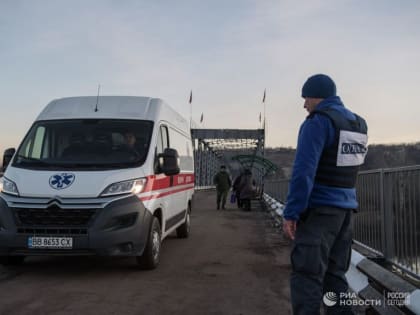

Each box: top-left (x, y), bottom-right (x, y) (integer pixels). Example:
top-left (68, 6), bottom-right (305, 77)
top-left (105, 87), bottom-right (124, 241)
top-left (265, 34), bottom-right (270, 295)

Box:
top-left (0, 190), bottom-right (291, 315)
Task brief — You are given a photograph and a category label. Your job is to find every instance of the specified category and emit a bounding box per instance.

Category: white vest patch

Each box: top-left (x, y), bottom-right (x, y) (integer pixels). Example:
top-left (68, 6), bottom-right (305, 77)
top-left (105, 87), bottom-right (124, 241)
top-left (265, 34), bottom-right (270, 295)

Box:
top-left (336, 130), bottom-right (368, 167)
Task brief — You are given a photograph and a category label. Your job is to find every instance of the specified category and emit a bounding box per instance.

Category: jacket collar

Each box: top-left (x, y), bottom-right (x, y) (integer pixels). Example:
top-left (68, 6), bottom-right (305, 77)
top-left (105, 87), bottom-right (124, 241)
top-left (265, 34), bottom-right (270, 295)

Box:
top-left (315, 96), bottom-right (344, 111)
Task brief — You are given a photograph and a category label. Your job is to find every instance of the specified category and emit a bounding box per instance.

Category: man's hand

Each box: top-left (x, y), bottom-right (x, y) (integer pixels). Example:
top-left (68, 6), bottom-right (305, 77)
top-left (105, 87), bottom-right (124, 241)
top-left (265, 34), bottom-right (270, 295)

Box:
top-left (283, 219), bottom-right (297, 240)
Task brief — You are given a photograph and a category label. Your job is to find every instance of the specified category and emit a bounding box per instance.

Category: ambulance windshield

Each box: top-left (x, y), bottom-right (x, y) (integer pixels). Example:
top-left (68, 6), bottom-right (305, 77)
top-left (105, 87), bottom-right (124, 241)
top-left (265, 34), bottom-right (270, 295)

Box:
top-left (13, 119), bottom-right (154, 170)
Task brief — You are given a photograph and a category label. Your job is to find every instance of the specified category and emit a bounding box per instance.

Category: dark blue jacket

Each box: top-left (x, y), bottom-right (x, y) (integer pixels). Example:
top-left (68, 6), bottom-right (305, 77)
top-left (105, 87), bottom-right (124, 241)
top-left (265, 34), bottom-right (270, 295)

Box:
top-left (283, 96), bottom-right (366, 221)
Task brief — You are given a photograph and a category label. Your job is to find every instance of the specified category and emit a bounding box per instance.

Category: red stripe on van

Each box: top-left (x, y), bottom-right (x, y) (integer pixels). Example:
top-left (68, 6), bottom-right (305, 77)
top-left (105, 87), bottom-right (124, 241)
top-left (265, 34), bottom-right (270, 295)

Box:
top-left (143, 173), bottom-right (194, 193)
top-left (139, 185), bottom-right (194, 202)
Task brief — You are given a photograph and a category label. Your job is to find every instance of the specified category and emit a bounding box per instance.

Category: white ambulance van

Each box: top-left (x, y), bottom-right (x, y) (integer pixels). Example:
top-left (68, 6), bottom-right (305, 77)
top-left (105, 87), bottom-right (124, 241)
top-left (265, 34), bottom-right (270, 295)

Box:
top-left (0, 96), bottom-right (194, 269)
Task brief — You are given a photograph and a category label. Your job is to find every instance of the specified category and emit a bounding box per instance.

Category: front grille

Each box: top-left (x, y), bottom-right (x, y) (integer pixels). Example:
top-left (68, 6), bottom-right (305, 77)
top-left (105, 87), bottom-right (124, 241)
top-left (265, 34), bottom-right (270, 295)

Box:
top-left (17, 228), bottom-right (87, 235)
top-left (14, 206), bottom-right (96, 227)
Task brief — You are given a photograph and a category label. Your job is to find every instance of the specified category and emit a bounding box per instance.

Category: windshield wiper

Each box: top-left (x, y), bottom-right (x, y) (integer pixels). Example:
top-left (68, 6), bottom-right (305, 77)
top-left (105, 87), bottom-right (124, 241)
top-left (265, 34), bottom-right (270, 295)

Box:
top-left (15, 155), bottom-right (50, 166)
top-left (15, 156), bottom-right (73, 169)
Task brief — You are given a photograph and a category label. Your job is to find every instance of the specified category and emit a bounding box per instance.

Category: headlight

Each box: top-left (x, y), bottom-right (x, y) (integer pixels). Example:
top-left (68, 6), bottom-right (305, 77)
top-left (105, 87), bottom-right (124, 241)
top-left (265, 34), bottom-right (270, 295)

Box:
top-left (100, 178), bottom-right (147, 197)
top-left (1, 177), bottom-right (19, 196)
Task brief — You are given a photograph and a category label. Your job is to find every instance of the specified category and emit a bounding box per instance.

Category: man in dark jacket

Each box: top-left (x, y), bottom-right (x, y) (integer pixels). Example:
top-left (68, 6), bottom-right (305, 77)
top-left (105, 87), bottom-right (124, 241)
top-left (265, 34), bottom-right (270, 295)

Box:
top-left (283, 74), bottom-right (368, 314)
top-left (213, 165), bottom-right (231, 210)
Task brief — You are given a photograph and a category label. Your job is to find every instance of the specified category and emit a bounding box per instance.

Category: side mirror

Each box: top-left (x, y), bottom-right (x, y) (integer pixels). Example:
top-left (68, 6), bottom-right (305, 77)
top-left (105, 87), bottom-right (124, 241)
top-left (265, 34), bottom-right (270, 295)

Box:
top-left (158, 148), bottom-right (180, 176)
top-left (2, 148), bottom-right (16, 172)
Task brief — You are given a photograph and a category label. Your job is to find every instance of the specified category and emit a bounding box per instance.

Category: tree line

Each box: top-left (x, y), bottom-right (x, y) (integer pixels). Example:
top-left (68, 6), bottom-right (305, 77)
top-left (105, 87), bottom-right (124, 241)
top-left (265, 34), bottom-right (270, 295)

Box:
top-left (265, 142), bottom-right (420, 180)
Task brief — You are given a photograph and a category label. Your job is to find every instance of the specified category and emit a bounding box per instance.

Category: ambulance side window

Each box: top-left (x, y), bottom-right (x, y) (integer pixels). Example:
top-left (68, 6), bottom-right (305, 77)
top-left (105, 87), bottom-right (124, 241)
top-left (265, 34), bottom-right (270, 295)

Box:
top-left (22, 126), bottom-right (46, 159)
top-left (155, 125), bottom-right (169, 173)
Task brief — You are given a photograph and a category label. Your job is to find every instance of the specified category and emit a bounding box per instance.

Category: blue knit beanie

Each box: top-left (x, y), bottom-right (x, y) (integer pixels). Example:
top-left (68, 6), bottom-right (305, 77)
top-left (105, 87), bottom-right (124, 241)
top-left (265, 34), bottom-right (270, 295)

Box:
top-left (301, 74), bottom-right (336, 98)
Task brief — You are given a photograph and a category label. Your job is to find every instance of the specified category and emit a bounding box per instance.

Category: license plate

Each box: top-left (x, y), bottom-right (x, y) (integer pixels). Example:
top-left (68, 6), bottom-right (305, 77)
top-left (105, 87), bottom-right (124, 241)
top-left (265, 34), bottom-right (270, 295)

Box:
top-left (28, 237), bottom-right (73, 249)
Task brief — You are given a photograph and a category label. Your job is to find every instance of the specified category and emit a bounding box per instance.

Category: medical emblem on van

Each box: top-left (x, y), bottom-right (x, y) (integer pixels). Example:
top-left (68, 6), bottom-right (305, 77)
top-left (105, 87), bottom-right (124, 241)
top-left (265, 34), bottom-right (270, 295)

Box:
top-left (49, 173), bottom-right (75, 190)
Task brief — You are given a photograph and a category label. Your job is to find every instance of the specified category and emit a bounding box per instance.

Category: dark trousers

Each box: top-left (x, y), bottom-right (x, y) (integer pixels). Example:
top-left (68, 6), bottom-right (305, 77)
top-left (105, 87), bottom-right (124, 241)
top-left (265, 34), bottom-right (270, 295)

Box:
top-left (241, 199), bottom-right (251, 211)
top-left (290, 206), bottom-right (354, 315)
top-left (235, 192), bottom-right (242, 208)
top-left (216, 189), bottom-right (229, 209)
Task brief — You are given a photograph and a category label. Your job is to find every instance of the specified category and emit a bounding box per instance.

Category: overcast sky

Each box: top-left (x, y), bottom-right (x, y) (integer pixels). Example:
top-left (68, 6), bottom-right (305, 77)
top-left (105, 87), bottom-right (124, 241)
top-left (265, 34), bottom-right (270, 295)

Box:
top-left (1, 0), bottom-right (420, 154)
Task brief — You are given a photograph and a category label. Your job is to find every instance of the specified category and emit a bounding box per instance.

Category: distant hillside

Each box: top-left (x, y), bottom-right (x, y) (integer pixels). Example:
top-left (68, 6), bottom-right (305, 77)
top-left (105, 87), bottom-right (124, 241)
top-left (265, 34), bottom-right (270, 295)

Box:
top-left (265, 147), bottom-right (295, 180)
top-left (265, 142), bottom-right (420, 180)
top-left (361, 142), bottom-right (420, 170)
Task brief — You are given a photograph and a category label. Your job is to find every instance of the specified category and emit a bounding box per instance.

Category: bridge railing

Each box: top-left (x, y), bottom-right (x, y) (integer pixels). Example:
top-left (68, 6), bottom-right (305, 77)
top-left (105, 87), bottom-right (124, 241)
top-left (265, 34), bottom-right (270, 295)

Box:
top-left (264, 165), bottom-right (420, 278)
top-left (356, 166), bottom-right (420, 278)
top-left (263, 179), bottom-right (289, 203)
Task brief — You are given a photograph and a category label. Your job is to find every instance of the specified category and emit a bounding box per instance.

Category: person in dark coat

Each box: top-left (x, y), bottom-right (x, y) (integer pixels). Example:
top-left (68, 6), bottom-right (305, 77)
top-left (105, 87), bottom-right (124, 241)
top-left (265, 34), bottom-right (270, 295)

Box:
top-left (213, 165), bottom-right (231, 210)
top-left (238, 169), bottom-right (255, 211)
top-left (232, 171), bottom-right (244, 208)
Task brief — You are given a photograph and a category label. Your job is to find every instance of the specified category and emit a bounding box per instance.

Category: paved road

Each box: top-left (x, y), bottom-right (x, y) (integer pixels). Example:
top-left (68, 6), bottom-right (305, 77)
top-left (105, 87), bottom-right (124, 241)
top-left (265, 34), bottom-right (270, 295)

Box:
top-left (0, 190), bottom-right (292, 315)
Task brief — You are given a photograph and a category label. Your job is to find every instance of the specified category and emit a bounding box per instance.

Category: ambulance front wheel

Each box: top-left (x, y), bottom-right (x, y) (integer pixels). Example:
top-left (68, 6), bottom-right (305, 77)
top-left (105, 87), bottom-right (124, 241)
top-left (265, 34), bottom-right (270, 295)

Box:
top-left (136, 216), bottom-right (161, 270)
top-left (176, 204), bottom-right (191, 238)
top-left (0, 256), bottom-right (25, 266)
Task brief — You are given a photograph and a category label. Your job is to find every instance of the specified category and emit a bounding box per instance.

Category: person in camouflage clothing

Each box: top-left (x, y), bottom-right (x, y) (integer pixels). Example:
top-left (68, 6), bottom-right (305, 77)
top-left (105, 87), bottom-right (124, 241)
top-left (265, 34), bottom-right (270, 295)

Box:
top-left (213, 165), bottom-right (231, 210)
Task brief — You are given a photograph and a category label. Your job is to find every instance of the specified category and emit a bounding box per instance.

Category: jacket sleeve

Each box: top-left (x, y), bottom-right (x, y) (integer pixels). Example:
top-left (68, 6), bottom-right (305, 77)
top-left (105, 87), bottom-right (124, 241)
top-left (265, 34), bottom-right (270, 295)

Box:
top-left (283, 115), bottom-right (330, 220)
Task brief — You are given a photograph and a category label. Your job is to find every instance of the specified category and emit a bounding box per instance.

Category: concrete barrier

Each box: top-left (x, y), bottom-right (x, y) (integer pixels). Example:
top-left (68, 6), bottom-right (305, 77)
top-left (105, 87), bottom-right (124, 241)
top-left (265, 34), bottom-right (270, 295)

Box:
top-left (348, 250), bottom-right (420, 314)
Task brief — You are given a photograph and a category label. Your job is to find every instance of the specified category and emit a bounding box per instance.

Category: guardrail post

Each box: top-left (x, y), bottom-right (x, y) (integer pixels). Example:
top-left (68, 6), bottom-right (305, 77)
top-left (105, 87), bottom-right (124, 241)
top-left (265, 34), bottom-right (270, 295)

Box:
top-left (382, 170), bottom-right (394, 262)
top-left (380, 170), bottom-right (386, 257)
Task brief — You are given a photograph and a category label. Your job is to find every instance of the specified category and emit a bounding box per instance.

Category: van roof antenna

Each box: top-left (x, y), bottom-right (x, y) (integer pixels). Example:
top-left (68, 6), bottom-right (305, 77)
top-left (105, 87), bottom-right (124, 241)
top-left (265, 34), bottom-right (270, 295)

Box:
top-left (94, 84), bottom-right (101, 112)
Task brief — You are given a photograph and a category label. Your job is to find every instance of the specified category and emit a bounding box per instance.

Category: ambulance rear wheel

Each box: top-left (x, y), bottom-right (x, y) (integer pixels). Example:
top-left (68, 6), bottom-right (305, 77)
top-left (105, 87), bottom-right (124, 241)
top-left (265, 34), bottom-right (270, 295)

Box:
top-left (137, 217), bottom-right (161, 270)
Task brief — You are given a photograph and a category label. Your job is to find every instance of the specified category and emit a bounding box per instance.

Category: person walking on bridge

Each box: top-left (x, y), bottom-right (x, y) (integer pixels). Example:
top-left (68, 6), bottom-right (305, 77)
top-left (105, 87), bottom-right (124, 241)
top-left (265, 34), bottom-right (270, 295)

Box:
top-left (283, 74), bottom-right (368, 314)
top-left (237, 169), bottom-right (255, 211)
top-left (232, 171), bottom-right (244, 208)
top-left (213, 165), bottom-right (231, 210)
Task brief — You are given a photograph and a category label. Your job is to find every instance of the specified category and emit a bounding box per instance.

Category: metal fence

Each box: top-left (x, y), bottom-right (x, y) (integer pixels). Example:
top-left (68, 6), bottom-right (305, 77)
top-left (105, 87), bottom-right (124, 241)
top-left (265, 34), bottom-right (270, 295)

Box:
top-left (193, 146), bottom-right (222, 188)
top-left (356, 166), bottom-right (420, 277)
top-left (264, 179), bottom-right (289, 203)
top-left (264, 165), bottom-right (420, 278)
top-left (353, 170), bottom-right (384, 256)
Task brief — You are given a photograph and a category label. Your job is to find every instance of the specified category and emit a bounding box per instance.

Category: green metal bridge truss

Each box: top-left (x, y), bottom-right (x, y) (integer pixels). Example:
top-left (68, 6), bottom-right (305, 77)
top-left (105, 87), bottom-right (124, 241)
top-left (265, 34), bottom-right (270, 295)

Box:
top-left (191, 128), bottom-right (277, 188)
